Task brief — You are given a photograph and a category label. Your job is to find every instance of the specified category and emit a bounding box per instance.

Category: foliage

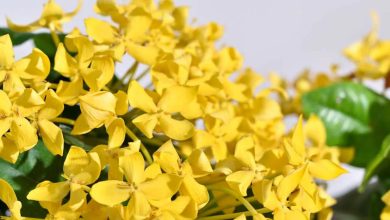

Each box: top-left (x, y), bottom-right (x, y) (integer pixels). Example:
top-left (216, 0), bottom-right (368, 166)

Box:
top-left (0, 0), bottom-right (388, 220)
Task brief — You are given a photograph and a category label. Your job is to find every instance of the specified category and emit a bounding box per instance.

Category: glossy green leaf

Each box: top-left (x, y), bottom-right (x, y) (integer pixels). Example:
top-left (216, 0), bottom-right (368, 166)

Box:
top-left (302, 82), bottom-right (390, 167)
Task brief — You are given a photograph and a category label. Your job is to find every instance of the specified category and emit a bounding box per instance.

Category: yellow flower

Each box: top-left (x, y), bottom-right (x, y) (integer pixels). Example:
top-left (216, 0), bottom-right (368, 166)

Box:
top-left (283, 116), bottom-right (347, 180)
top-left (7, 0), bottom-right (82, 32)
top-left (0, 178), bottom-right (22, 220)
top-left (128, 80), bottom-right (195, 140)
top-left (90, 152), bottom-right (182, 219)
top-left (344, 12), bottom-right (390, 79)
top-left (91, 141), bottom-right (141, 180)
top-left (147, 196), bottom-right (197, 220)
top-left (85, 15), bottom-right (159, 64)
top-left (27, 146), bottom-right (101, 218)
top-left (193, 117), bottom-right (242, 161)
top-left (0, 88), bottom-right (46, 161)
top-left (54, 33), bottom-right (114, 105)
top-left (225, 136), bottom-right (265, 197)
top-left (72, 91), bottom-right (117, 135)
top-left (0, 34), bottom-right (50, 95)
top-left (36, 89), bottom-right (64, 156)
top-left (153, 140), bottom-right (212, 208)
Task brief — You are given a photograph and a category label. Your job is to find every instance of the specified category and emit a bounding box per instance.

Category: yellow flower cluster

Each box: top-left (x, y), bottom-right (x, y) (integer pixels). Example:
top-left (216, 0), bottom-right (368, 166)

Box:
top-left (269, 67), bottom-right (339, 115)
top-left (344, 13), bottom-right (390, 80)
top-left (0, 0), bottom-right (348, 219)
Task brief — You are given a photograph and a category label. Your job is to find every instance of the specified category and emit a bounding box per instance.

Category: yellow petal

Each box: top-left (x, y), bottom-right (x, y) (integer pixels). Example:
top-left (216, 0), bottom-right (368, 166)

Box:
top-left (106, 118), bottom-right (126, 148)
top-left (283, 140), bottom-right (305, 166)
top-left (291, 115), bottom-right (305, 156)
top-left (216, 47), bottom-right (243, 73)
top-left (305, 115), bottom-right (326, 146)
top-left (234, 136), bottom-right (256, 169)
top-left (39, 89), bottom-right (64, 120)
top-left (144, 162), bottom-right (162, 180)
top-left (381, 206), bottom-right (390, 220)
top-left (119, 152), bottom-right (145, 185)
top-left (132, 114), bottom-right (158, 139)
top-left (180, 175), bottom-right (209, 208)
top-left (54, 43), bottom-right (78, 78)
top-left (153, 140), bottom-right (180, 174)
top-left (0, 137), bottom-right (19, 163)
top-left (159, 114), bottom-right (194, 140)
top-left (0, 178), bottom-right (22, 219)
top-left (277, 165), bottom-right (307, 202)
top-left (64, 146), bottom-right (101, 185)
top-left (90, 180), bottom-right (131, 207)
top-left (9, 117), bottom-right (38, 152)
top-left (14, 88), bottom-right (45, 117)
top-left (125, 9), bottom-right (152, 42)
top-left (309, 160), bottom-right (347, 180)
top-left (85, 18), bottom-right (118, 44)
top-left (382, 190), bottom-right (390, 206)
top-left (80, 91), bottom-right (117, 114)
top-left (115, 91), bottom-right (129, 115)
top-left (65, 35), bottom-right (94, 67)
top-left (128, 80), bottom-right (157, 113)
top-left (157, 85), bottom-right (197, 113)
top-left (0, 34), bottom-right (14, 68)
top-left (72, 114), bottom-right (96, 135)
top-left (0, 90), bottom-right (11, 115)
top-left (126, 191), bottom-right (151, 220)
top-left (87, 56), bottom-right (114, 91)
top-left (252, 179), bottom-right (280, 210)
top-left (211, 138), bottom-right (228, 162)
top-left (6, 15), bottom-right (41, 32)
top-left (81, 68), bottom-right (105, 92)
top-left (126, 41), bottom-right (159, 65)
top-left (187, 149), bottom-right (213, 177)
top-left (56, 78), bottom-right (84, 106)
top-left (180, 99), bottom-right (203, 120)
top-left (166, 196), bottom-right (197, 219)
top-left (139, 174), bottom-right (182, 202)
top-left (27, 181), bottom-right (69, 202)
top-left (226, 171), bottom-right (255, 197)
top-left (60, 183), bottom-right (87, 211)
top-left (22, 48), bottom-right (51, 80)
top-left (38, 119), bottom-right (64, 156)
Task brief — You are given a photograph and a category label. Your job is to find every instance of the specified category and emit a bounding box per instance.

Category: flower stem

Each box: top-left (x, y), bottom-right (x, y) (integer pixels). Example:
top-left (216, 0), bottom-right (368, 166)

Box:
top-left (125, 126), bottom-right (153, 164)
top-left (199, 196), bottom-right (257, 217)
top-left (50, 28), bottom-right (60, 47)
top-left (52, 117), bottom-right (75, 126)
top-left (135, 67), bottom-right (150, 81)
top-left (206, 185), bottom-right (260, 218)
top-left (197, 208), bottom-right (270, 220)
top-left (113, 61), bottom-right (138, 90)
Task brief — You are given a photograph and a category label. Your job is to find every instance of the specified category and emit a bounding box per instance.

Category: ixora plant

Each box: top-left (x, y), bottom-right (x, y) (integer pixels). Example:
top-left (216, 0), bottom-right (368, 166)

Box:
top-left (0, 0), bottom-right (388, 219)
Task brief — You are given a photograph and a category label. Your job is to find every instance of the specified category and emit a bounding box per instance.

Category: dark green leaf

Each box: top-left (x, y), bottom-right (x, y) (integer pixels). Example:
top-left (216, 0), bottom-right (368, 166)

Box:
top-left (302, 82), bottom-right (390, 167)
top-left (0, 140), bottom-right (64, 217)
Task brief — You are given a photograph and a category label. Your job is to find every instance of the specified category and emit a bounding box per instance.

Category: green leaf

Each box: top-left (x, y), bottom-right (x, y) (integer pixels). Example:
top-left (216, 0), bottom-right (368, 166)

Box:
top-left (361, 134), bottom-right (390, 190)
top-left (33, 33), bottom-right (64, 58)
top-left (302, 82), bottom-right (390, 167)
top-left (0, 28), bottom-right (34, 45)
top-left (0, 140), bottom-right (64, 217)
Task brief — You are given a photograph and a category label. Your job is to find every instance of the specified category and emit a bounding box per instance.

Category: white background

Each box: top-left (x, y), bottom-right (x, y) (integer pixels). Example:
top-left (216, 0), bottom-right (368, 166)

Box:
top-left (2, 0), bottom-right (390, 196)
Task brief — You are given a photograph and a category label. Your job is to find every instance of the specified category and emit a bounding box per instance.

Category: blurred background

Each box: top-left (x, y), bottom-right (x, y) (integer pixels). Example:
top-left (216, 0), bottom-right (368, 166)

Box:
top-left (1, 0), bottom-right (390, 198)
